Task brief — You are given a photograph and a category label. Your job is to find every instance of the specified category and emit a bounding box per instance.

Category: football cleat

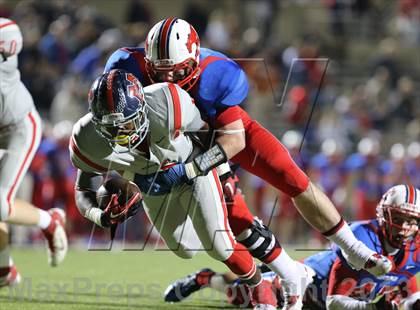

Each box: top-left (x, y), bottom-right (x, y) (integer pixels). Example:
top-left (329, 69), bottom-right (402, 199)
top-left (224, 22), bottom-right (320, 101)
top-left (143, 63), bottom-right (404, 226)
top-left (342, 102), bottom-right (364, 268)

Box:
top-left (281, 263), bottom-right (316, 310)
top-left (164, 268), bottom-right (215, 302)
top-left (0, 265), bottom-right (21, 288)
top-left (342, 240), bottom-right (392, 276)
top-left (363, 253), bottom-right (393, 276)
top-left (42, 208), bottom-right (68, 267)
top-left (252, 280), bottom-right (277, 310)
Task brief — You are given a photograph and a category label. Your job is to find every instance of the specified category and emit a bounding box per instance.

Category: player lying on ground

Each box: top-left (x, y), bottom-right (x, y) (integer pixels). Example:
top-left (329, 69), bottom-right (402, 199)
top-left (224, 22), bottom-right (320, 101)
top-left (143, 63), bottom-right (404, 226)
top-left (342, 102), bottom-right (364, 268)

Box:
top-left (70, 69), bottom-right (286, 309)
top-left (105, 18), bottom-right (392, 309)
top-left (0, 18), bottom-right (67, 287)
top-left (165, 184), bottom-right (420, 310)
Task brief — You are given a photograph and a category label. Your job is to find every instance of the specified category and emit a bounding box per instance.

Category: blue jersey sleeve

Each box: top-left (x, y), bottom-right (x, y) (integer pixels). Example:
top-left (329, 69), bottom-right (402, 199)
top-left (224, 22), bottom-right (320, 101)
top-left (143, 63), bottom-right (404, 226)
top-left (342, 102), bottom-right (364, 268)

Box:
top-left (198, 59), bottom-right (249, 111)
top-left (104, 48), bottom-right (144, 82)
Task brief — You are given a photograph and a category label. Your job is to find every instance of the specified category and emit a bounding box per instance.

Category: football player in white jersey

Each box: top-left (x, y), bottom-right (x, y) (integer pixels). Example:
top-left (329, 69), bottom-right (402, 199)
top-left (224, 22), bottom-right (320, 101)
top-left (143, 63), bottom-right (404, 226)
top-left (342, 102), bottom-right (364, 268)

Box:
top-left (0, 18), bottom-right (68, 285)
top-left (71, 69), bottom-right (280, 309)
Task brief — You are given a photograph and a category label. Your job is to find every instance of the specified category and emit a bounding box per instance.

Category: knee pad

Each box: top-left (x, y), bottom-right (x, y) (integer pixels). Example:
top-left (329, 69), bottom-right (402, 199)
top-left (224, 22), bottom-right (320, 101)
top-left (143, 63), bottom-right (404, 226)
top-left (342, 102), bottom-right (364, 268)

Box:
top-left (0, 192), bottom-right (11, 221)
top-left (238, 218), bottom-right (281, 261)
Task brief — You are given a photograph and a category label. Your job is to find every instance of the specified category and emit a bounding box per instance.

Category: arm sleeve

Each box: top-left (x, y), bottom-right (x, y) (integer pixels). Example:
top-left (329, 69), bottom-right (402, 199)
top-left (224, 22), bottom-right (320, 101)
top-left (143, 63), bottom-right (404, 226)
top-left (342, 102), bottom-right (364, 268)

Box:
top-left (74, 169), bottom-right (104, 227)
top-left (69, 129), bottom-right (108, 174)
top-left (326, 295), bottom-right (376, 310)
top-left (214, 106), bottom-right (243, 128)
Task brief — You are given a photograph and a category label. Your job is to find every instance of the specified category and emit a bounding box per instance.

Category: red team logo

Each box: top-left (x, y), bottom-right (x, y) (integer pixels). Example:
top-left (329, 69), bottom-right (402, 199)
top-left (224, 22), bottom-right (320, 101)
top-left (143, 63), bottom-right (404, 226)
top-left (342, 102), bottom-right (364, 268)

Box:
top-left (185, 25), bottom-right (199, 54)
top-left (126, 73), bottom-right (144, 103)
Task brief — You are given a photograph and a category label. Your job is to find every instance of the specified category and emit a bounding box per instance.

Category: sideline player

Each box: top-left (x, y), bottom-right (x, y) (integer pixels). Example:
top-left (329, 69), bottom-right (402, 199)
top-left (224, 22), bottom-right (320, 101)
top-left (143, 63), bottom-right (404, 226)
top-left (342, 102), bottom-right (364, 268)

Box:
top-left (70, 69), bottom-right (285, 309)
top-left (165, 184), bottom-right (420, 310)
top-left (0, 18), bottom-right (67, 285)
top-left (104, 18), bottom-right (391, 307)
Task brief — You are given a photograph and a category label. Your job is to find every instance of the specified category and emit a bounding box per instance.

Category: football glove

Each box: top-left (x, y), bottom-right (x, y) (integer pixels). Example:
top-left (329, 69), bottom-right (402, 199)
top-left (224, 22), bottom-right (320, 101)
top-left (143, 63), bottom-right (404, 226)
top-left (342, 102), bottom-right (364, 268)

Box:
top-left (100, 192), bottom-right (142, 227)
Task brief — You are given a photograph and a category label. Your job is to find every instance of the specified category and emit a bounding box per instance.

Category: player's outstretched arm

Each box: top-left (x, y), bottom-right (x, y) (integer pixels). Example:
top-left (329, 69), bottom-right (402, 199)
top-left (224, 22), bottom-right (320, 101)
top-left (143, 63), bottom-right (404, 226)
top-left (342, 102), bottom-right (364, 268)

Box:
top-left (75, 169), bottom-right (106, 227)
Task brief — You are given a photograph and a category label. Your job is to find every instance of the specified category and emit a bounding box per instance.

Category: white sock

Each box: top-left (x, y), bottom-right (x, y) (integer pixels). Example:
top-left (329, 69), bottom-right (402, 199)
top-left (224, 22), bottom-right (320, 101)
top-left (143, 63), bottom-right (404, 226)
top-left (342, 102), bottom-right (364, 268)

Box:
top-left (38, 210), bottom-right (52, 229)
top-left (0, 247), bottom-right (11, 268)
top-left (209, 274), bottom-right (229, 293)
top-left (267, 249), bottom-right (301, 295)
top-left (325, 221), bottom-right (374, 268)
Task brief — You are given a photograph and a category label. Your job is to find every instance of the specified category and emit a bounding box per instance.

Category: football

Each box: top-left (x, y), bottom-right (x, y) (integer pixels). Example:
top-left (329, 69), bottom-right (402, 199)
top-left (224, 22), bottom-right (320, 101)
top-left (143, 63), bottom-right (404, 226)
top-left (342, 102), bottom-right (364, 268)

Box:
top-left (96, 176), bottom-right (142, 210)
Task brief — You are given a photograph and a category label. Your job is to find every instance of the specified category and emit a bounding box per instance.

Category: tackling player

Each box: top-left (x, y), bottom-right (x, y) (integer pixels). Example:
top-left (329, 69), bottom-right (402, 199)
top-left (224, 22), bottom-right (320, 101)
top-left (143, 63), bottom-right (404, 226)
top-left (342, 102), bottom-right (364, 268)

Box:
top-left (104, 18), bottom-right (392, 308)
top-left (70, 69), bottom-right (284, 309)
top-left (165, 184), bottom-right (420, 310)
top-left (0, 18), bottom-right (67, 285)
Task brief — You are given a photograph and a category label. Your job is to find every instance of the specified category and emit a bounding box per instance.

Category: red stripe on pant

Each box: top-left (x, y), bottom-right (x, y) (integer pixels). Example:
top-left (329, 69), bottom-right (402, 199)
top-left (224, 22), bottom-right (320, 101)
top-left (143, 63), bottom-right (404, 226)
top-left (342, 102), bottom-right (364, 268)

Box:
top-left (211, 170), bottom-right (256, 277)
top-left (6, 112), bottom-right (38, 214)
top-left (231, 111), bottom-right (309, 198)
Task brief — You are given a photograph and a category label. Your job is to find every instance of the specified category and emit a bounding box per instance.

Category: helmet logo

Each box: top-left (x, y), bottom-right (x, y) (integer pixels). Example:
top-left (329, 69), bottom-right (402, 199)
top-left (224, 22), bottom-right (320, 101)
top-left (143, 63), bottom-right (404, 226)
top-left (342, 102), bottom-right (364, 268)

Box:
top-left (126, 73), bottom-right (144, 104)
top-left (185, 25), bottom-right (198, 54)
top-left (88, 87), bottom-right (94, 104)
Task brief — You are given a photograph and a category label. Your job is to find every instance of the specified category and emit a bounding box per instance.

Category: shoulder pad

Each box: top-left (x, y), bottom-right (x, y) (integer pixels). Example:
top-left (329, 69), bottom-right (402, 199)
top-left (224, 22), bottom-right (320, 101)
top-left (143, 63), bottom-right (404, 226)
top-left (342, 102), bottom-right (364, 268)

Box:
top-left (199, 59), bottom-right (249, 108)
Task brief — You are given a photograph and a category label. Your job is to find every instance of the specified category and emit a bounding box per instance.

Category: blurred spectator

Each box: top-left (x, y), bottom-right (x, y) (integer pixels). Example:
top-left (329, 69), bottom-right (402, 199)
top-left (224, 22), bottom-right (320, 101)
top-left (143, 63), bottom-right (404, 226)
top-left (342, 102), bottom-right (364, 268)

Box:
top-left (392, 0), bottom-right (420, 45)
top-left (38, 15), bottom-right (71, 69)
top-left (406, 142), bottom-right (420, 188)
top-left (50, 76), bottom-right (88, 125)
top-left (125, 0), bottom-right (152, 24)
top-left (370, 38), bottom-right (400, 88)
top-left (345, 136), bottom-right (385, 220)
top-left (3, 1), bottom-right (418, 246)
top-left (183, 1), bottom-right (209, 37)
top-left (70, 28), bottom-right (124, 81)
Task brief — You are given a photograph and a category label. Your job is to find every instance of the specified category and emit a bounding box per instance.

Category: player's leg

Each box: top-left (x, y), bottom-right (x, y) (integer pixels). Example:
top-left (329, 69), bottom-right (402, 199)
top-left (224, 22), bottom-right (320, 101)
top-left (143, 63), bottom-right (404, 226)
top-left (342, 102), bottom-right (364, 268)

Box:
top-left (180, 170), bottom-right (258, 282)
top-left (142, 193), bottom-right (202, 259)
top-left (0, 222), bottom-right (20, 286)
top-left (180, 170), bottom-right (277, 309)
top-left (0, 109), bottom-right (67, 266)
top-left (232, 118), bottom-right (391, 276)
top-left (224, 179), bottom-right (312, 303)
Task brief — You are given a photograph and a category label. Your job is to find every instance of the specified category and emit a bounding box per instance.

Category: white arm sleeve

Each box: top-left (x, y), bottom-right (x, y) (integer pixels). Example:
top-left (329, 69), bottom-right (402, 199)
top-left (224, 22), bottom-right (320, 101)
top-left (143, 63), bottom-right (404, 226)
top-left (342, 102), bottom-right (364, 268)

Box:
top-left (326, 295), bottom-right (376, 310)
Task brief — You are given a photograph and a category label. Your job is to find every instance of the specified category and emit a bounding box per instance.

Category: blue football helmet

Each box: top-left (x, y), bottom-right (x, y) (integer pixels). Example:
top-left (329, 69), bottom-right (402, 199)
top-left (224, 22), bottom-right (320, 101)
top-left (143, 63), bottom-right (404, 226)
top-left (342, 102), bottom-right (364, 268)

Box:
top-left (88, 69), bottom-right (149, 152)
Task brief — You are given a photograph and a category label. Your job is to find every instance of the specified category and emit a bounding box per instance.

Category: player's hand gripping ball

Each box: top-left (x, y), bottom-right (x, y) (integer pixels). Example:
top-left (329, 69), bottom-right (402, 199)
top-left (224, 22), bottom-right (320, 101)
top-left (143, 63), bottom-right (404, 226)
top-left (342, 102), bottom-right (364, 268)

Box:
top-left (96, 177), bottom-right (143, 227)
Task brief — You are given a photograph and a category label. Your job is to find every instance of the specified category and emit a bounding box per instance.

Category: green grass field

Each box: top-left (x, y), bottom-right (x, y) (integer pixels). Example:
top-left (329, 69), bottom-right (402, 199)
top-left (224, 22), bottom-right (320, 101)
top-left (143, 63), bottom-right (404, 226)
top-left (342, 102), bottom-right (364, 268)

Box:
top-left (2, 248), bottom-right (417, 310)
top-left (0, 248), bottom-right (273, 310)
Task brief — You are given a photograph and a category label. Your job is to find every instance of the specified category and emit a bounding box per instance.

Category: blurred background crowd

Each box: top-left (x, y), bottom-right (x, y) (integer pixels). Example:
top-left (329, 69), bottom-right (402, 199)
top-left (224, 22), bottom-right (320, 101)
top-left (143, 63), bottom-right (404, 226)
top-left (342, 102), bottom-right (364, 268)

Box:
top-left (1, 0), bottom-right (419, 247)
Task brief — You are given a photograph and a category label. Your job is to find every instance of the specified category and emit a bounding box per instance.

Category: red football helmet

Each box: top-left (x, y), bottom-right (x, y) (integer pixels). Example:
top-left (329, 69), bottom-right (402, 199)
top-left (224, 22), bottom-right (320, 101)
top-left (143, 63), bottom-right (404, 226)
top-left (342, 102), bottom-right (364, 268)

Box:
top-left (377, 184), bottom-right (420, 248)
top-left (145, 18), bottom-right (200, 91)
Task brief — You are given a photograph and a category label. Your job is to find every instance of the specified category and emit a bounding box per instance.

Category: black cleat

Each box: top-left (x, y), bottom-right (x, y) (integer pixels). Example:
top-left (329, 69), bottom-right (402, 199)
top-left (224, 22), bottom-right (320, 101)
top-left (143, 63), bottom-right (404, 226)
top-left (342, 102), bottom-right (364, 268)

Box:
top-left (164, 268), bottom-right (215, 302)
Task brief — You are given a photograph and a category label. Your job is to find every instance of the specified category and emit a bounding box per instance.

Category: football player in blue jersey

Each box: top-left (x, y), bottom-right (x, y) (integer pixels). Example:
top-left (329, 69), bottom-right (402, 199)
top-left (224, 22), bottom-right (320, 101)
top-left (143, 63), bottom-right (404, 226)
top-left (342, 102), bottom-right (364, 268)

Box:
top-left (104, 18), bottom-right (392, 308)
top-left (164, 184), bottom-right (420, 310)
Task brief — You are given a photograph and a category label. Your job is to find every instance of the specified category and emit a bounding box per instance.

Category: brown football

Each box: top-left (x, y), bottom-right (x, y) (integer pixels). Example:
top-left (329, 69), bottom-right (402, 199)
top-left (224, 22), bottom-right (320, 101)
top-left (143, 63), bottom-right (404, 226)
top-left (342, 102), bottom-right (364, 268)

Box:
top-left (96, 177), bottom-right (142, 210)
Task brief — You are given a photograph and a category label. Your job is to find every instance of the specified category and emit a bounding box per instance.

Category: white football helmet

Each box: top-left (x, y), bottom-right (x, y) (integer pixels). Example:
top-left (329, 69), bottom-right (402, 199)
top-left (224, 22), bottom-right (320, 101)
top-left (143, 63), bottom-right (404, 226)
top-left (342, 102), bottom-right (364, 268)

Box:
top-left (145, 18), bottom-right (200, 91)
top-left (377, 184), bottom-right (420, 248)
top-left (0, 18), bottom-right (23, 60)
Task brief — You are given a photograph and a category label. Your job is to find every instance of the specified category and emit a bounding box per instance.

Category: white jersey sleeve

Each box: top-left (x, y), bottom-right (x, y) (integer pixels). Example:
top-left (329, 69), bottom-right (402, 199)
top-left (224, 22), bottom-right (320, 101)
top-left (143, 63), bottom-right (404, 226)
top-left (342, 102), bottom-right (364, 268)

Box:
top-left (69, 114), bottom-right (112, 174)
top-left (160, 83), bottom-right (204, 136)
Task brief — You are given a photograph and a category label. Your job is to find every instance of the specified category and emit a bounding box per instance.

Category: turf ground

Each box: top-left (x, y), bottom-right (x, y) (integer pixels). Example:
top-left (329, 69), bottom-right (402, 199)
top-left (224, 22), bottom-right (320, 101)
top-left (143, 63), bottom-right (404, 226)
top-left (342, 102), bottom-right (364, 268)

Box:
top-left (1, 247), bottom-right (301, 310)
